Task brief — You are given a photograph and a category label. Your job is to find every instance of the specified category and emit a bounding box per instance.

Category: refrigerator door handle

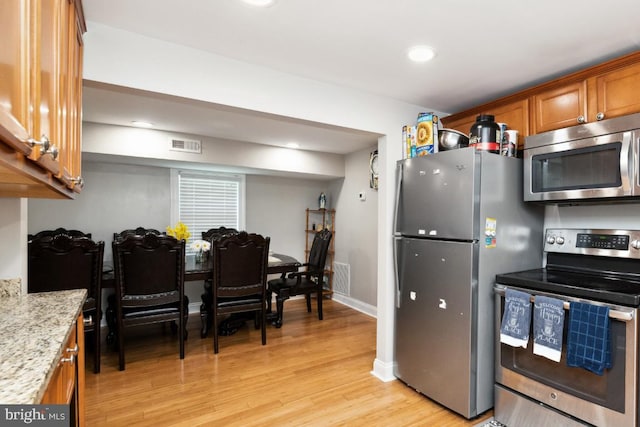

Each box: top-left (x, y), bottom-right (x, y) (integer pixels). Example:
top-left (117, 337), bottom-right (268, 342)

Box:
top-left (393, 236), bottom-right (402, 308)
top-left (393, 161), bottom-right (403, 234)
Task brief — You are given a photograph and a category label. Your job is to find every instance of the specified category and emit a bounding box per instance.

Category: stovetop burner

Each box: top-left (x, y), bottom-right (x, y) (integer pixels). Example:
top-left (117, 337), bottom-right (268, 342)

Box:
top-left (496, 268), bottom-right (640, 307)
top-left (496, 228), bottom-right (640, 307)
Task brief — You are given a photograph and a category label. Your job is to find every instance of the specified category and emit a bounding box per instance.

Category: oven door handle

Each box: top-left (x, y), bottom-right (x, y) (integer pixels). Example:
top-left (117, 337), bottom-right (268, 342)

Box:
top-left (494, 286), bottom-right (635, 322)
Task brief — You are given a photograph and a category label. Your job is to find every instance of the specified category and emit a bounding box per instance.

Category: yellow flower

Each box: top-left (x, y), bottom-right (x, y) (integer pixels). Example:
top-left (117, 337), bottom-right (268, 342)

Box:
top-left (166, 221), bottom-right (191, 241)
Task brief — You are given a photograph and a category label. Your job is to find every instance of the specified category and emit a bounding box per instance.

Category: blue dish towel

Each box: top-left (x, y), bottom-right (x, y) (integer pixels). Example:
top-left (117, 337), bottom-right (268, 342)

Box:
top-left (566, 301), bottom-right (612, 375)
top-left (533, 295), bottom-right (565, 362)
top-left (500, 288), bottom-right (532, 348)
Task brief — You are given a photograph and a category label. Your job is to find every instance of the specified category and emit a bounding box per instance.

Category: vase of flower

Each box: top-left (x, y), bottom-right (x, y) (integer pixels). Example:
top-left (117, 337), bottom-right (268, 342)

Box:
top-left (190, 239), bottom-right (211, 264)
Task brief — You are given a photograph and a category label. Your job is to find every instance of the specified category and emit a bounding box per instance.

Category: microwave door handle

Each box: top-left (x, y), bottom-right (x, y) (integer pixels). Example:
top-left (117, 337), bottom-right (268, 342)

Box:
top-left (620, 130), bottom-right (633, 192)
top-left (493, 286), bottom-right (635, 322)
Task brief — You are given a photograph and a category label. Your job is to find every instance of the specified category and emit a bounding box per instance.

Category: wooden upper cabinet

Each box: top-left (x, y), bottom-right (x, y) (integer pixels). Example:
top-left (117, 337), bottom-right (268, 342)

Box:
top-left (531, 81), bottom-right (587, 134)
top-left (0, 0), bottom-right (85, 198)
top-left (0, 0), bottom-right (33, 155)
top-left (592, 61), bottom-right (640, 121)
top-left (442, 98), bottom-right (530, 151)
top-left (445, 51), bottom-right (640, 142)
top-left (441, 114), bottom-right (476, 136)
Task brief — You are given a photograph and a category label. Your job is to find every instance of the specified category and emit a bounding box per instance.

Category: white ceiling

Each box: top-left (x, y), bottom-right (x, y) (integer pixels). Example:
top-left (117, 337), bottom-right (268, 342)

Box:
top-left (81, 0), bottom-right (640, 155)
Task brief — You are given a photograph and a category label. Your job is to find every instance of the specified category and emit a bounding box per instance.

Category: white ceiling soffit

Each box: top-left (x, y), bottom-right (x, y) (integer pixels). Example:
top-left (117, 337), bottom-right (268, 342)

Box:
top-left (82, 81), bottom-right (381, 156)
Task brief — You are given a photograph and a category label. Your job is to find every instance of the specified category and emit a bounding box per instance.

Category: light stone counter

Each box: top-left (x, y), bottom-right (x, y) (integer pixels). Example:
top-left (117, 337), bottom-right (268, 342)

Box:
top-left (0, 289), bottom-right (86, 404)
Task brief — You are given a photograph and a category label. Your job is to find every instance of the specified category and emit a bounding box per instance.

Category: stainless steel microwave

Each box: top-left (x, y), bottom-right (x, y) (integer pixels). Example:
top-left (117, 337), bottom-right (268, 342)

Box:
top-left (524, 112), bottom-right (640, 203)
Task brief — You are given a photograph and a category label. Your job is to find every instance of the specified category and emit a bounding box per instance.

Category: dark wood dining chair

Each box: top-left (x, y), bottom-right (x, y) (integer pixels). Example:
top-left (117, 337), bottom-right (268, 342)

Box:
top-left (267, 228), bottom-right (332, 328)
top-left (200, 227), bottom-right (239, 338)
top-left (28, 233), bottom-right (104, 373)
top-left (211, 231), bottom-right (270, 353)
top-left (29, 227), bottom-right (92, 240)
top-left (111, 233), bottom-right (188, 370)
top-left (113, 227), bottom-right (162, 242)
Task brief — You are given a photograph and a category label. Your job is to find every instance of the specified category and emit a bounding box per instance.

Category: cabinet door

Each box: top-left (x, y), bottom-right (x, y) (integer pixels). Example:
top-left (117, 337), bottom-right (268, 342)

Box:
top-left (531, 81), bottom-right (587, 134)
top-left (66, 2), bottom-right (84, 190)
top-left (593, 61), bottom-right (640, 121)
top-left (487, 99), bottom-right (529, 152)
top-left (0, 0), bottom-right (32, 155)
top-left (32, 0), bottom-right (66, 175)
top-left (442, 114), bottom-right (476, 137)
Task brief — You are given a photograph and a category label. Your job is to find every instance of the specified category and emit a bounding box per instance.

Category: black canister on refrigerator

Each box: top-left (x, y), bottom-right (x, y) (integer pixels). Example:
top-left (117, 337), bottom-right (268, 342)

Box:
top-left (469, 114), bottom-right (500, 154)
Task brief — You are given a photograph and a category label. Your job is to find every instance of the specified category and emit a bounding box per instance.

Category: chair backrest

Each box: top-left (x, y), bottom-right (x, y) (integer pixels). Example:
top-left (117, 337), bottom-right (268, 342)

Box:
top-left (29, 227), bottom-right (92, 240)
top-left (212, 232), bottom-right (270, 299)
top-left (113, 227), bottom-right (162, 242)
top-left (112, 233), bottom-right (185, 308)
top-left (28, 234), bottom-right (104, 301)
top-left (202, 227), bottom-right (239, 243)
top-left (307, 229), bottom-right (332, 274)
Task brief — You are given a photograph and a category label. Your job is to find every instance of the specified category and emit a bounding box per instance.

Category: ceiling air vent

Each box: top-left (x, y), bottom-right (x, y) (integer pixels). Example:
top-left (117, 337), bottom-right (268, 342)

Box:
top-left (169, 138), bottom-right (202, 154)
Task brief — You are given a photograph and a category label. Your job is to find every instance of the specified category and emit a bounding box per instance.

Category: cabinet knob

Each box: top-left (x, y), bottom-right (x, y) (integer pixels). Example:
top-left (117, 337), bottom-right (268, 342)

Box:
top-left (49, 144), bottom-right (59, 160)
top-left (71, 176), bottom-right (84, 188)
top-left (28, 135), bottom-right (50, 152)
top-left (28, 135), bottom-right (59, 160)
top-left (66, 343), bottom-right (79, 355)
top-left (61, 354), bottom-right (75, 364)
top-left (596, 112), bottom-right (605, 121)
top-left (577, 115), bottom-right (586, 124)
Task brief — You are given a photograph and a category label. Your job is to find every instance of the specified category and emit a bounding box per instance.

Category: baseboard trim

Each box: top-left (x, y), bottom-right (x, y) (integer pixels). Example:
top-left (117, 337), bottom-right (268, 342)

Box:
top-left (331, 293), bottom-right (377, 318)
top-left (371, 358), bottom-right (397, 382)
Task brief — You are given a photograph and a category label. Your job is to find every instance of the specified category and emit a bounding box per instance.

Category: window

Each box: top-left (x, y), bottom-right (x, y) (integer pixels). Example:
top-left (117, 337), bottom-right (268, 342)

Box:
top-left (171, 170), bottom-right (245, 253)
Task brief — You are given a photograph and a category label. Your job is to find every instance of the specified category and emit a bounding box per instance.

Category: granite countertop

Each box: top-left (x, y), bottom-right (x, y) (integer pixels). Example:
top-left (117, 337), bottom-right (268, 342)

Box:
top-left (0, 289), bottom-right (87, 404)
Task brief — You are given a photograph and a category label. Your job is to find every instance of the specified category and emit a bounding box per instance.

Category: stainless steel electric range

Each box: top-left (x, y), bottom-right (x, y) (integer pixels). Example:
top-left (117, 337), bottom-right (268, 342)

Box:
top-left (493, 228), bottom-right (640, 427)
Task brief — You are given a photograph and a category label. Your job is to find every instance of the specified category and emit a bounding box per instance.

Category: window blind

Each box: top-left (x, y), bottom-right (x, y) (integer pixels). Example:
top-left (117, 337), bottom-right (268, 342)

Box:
top-left (177, 171), bottom-right (241, 253)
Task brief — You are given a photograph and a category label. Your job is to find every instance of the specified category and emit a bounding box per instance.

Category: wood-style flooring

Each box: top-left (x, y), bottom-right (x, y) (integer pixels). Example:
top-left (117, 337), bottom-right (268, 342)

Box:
top-left (85, 298), bottom-right (493, 426)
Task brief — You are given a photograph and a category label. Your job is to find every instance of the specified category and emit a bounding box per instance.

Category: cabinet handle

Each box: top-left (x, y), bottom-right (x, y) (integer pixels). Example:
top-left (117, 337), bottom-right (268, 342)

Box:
top-left (83, 315), bottom-right (93, 325)
top-left (596, 112), bottom-right (605, 121)
top-left (577, 115), bottom-right (586, 124)
top-left (66, 344), bottom-right (79, 355)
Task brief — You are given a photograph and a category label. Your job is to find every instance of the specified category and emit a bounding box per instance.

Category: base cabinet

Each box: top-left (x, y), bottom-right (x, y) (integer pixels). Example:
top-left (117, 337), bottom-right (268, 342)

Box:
top-left (41, 313), bottom-right (85, 427)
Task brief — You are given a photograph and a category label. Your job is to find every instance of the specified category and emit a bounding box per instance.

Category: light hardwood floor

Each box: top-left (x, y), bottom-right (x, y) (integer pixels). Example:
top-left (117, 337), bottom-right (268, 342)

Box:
top-left (85, 298), bottom-right (493, 426)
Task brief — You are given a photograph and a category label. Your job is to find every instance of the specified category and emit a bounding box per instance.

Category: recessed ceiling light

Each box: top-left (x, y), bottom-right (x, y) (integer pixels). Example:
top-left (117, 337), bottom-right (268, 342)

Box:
top-left (286, 142), bottom-right (300, 149)
top-left (241, 0), bottom-right (275, 6)
top-left (131, 120), bottom-right (154, 128)
top-left (407, 45), bottom-right (436, 63)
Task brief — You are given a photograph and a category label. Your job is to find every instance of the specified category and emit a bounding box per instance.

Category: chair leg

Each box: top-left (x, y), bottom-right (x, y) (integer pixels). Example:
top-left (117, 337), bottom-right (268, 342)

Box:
top-left (94, 325), bottom-right (101, 374)
top-left (266, 289), bottom-right (273, 313)
top-left (179, 314), bottom-right (185, 361)
top-left (306, 294), bottom-right (312, 312)
top-left (261, 308), bottom-right (267, 346)
top-left (200, 281), bottom-right (213, 338)
top-left (118, 321), bottom-right (125, 371)
top-left (274, 295), bottom-right (289, 328)
top-left (317, 288), bottom-right (323, 321)
top-left (213, 312), bottom-right (220, 354)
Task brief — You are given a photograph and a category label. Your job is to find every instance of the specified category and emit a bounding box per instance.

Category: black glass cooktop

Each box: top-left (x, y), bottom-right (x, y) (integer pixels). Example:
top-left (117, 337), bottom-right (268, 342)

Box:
top-left (496, 268), bottom-right (640, 307)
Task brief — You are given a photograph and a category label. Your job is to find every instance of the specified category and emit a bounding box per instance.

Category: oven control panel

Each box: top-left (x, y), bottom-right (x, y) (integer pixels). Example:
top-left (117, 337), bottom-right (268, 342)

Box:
top-left (544, 228), bottom-right (640, 258)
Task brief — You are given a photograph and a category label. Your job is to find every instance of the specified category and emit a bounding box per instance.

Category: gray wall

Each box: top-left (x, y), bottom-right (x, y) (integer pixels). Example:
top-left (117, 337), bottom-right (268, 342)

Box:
top-left (28, 157), bottom-right (379, 314)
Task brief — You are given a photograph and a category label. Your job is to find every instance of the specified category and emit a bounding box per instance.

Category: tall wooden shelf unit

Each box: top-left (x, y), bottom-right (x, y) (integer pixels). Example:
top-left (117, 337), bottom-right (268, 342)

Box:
top-left (305, 208), bottom-right (335, 297)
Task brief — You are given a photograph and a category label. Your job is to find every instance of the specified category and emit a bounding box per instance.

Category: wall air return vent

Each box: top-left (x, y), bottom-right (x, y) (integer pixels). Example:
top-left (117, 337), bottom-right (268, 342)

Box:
top-left (169, 138), bottom-right (202, 154)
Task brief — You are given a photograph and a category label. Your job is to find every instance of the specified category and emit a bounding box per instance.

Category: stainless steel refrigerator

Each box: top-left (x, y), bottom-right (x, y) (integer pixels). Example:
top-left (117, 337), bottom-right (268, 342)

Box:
top-left (393, 147), bottom-right (544, 418)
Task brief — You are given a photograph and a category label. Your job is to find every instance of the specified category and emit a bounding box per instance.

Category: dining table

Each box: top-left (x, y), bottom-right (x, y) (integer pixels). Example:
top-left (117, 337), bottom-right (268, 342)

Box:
top-left (101, 253), bottom-right (301, 339)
